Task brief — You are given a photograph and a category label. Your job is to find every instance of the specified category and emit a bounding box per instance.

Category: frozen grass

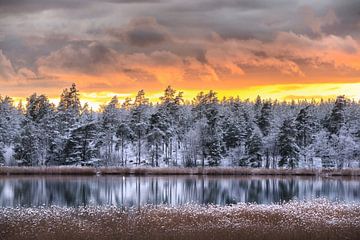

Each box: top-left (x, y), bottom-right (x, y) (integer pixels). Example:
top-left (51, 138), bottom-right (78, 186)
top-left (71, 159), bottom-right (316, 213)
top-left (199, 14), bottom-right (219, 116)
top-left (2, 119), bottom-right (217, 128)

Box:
top-left (1, 200), bottom-right (359, 240)
top-left (1, 166), bottom-right (360, 176)
top-left (0, 166), bottom-right (97, 175)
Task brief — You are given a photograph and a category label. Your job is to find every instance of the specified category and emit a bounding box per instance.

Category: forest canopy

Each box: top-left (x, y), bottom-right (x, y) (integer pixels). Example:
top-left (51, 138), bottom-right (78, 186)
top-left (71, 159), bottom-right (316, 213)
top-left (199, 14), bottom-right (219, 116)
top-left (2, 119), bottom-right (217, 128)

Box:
top-left (0, 84), bottom-right (359, 169)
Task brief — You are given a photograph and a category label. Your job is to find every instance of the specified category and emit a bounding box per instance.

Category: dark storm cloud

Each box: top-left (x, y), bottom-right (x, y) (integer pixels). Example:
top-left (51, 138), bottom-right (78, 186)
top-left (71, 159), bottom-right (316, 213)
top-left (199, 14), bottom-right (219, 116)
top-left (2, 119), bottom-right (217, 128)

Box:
top-left (0, 0), bottom-right (85, 14)
top-left (1, 0), bottom-right (360, 89)
top-left (0, 0), bottom-right (162, 14)
top-left (107, 18), bottom-right (170, 47)
top-left (123, 68), bottom-right (157, 82)
top-left (321, 1), bottom-right (360, 38)
top-left (37, 41), bottom-right (119, 74)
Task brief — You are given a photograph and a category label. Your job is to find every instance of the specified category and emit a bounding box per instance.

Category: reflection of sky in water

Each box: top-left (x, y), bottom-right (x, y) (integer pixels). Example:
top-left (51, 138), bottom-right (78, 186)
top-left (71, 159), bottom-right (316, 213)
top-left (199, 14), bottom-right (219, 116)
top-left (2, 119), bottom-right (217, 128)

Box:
top-left (0, 176), bottom-right (359, 207)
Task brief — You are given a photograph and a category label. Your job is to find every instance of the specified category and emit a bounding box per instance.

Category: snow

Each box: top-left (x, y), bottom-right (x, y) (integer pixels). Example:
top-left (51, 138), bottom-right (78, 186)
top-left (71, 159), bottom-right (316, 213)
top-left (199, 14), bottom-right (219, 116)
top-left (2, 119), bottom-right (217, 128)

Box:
top-left (0, 87), bottom-right (359, 168)
top-left (3, 146), bottom-right (13, 165)
top-left (1, 199), bottom-right (359, 240)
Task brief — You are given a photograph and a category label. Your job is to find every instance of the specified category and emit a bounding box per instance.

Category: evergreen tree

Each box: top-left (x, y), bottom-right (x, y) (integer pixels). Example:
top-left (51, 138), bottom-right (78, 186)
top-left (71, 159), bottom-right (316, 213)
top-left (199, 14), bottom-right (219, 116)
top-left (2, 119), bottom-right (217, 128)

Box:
top-left (101, 96), bottom-right (120, 162)
top-left (0, 96), bottom-right (22, 146)
top-left (130, 90), bottom-right (149, 164)
top-left (278, 119), bottom-right (300, 168)
top-left (325, 95), bottom-right (346, 135)
top-left (62, 122), bottom-right (100, 165)
top-left (295, 106), bottom-right (314, 147)
top-left (193, 91), bottom-right (222, 166)
top-left (158, 86), bottom-right (183, 164)
top-left (14, 120), bottom-right (39, 166)
top-left (147, 111), bottom-right (167, 166)
top-left (25, 94), bottom-right (53, 123)
top-left (257, 101), bottom-right (272, 136)
top-left (0, 143), bottom-right (5, 165)
top-left (294, 106), bottom-right (316, 165)
top-left (222, 115), bottom-right (242, 150)
top-left (116, 121), bottom-right (133, 166)
top-left (245, 127), bottom-right (263, 167)
top-left (57, 83), bottom-right (81, 135)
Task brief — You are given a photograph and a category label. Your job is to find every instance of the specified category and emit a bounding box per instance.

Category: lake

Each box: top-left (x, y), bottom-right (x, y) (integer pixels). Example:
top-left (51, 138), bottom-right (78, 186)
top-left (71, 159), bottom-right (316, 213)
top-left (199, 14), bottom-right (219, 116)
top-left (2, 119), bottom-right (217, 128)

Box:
top-left (0, 176), bottom-right (359, 207)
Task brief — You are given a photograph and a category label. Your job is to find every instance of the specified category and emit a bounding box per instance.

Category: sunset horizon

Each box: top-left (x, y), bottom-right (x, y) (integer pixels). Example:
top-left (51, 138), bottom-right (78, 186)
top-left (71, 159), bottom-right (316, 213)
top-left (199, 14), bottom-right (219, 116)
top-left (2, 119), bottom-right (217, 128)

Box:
top-left (1, 0), bottom-right (360, 109)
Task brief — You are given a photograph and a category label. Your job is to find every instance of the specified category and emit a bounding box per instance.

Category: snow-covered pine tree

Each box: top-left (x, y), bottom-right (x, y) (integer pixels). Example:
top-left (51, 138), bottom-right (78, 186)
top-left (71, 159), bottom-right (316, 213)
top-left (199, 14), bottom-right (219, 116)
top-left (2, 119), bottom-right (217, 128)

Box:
top-left (14, 120), bottom-right (40, 166)
top-left (243, 125), bottom-right (263, 167)
top-left (193, 91), bottom-right (222, 166)
top-left (294, 106), bottom-right (316, 166)
top-left (222, 114), bottom-right (242, 150)
top-left (0, 96), bottom-right (22, 146)
top-left (24, 93), bottom-right (56, 165)
top-left (62, 122), bottom-right (100, 165)
top-left (325, 95), bottom-right (346, 135)
top-left (101, 96), bottom-right (120, 163)
top-left (257, 101), bottom-right (272, 136)
top-left (56, 83), bottom-right (81, 135)
top-left (158, 86), bottom-right (184, 165)
top-left (116, 121), bottom-right (133, 166)
top-left (295, 106), bottom-right (314, 147)
top-left (147, 111), bottom-right (167, 166)
top-left (278, 119), bottom-right (300, 168)
top-left (130, 90), bottom-right (150, 165)
top-left (0, 142), bottom-right (5, 165)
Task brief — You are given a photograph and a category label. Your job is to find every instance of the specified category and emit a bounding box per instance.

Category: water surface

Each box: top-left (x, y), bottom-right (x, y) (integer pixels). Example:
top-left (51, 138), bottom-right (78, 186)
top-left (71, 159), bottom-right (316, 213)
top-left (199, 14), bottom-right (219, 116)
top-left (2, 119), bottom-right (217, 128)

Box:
top-left (0, 176), bottom-right (359, 207)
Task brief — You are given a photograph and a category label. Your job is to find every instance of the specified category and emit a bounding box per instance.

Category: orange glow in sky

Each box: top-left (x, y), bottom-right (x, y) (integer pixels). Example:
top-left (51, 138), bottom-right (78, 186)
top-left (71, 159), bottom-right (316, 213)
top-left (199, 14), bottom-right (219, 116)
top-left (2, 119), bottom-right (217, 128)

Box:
top-left (1, 1), bottom-right (360, 109)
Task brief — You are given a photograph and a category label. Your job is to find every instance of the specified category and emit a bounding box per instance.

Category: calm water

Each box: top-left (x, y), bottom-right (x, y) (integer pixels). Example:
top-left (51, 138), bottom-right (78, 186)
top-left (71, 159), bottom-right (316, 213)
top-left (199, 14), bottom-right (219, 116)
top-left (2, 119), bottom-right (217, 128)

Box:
top-left (0, 176), bottom-right (359, 207)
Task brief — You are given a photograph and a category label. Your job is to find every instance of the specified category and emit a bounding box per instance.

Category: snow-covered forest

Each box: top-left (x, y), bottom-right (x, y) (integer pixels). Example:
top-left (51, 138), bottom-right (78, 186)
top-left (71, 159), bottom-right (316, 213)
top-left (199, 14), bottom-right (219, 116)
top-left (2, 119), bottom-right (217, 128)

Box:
top-left (0, 84), bottom-right (359, 168)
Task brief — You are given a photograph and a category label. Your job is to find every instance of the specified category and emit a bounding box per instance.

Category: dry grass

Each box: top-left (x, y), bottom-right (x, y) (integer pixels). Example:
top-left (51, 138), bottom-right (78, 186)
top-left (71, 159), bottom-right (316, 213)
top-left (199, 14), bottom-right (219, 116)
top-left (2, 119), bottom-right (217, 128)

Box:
top-left (1, 200), bottom-right (359, 240)
top-left (1, 166), bottom-right (360, 176)
top-left (0, 166), bottom-right (97, 175)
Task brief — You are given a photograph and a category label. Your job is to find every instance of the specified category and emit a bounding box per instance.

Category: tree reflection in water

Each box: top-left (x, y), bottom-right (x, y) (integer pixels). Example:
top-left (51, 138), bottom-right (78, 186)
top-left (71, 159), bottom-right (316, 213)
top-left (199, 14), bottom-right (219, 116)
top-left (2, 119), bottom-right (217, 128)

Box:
top-left (0, 176), bottom-right (359, 207)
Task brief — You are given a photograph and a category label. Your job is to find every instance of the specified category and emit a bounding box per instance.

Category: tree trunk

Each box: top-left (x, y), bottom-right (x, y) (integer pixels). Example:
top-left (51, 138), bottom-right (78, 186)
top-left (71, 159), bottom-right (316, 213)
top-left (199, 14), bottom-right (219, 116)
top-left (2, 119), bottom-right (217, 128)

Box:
top-left (137, 131), bottom-right (141, 165)
top-left (121, 138), bottom-right (124, 166)
top-left (265, 149), bottom-right (270, 168)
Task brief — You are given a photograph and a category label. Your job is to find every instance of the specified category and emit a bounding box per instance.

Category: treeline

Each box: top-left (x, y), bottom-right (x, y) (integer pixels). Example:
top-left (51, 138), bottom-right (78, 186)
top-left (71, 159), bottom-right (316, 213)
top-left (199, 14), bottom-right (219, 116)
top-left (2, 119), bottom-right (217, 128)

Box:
top-left (0, 84), bottom-right (359, 168)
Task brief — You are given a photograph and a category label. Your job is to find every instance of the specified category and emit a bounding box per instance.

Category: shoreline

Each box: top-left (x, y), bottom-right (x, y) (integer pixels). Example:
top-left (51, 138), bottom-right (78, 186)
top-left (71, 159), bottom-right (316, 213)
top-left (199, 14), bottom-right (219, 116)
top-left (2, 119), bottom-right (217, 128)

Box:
top-left (1, 166), bottom-right (360, 177)
top-left (1, 200), bottom-right (359, 240)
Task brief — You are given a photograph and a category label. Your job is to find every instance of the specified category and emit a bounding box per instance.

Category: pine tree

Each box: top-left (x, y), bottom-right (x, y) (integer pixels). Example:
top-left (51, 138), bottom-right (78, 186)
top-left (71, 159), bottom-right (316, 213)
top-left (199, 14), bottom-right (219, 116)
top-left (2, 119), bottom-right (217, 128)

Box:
top-left (0, 143), bottom-right (5, 165)
top-left (147, 111), bottom-right (167, 166)
top-left (25, 94), bottom-right (53, 123)
top-left (294, 106), bottom-right (316, 165)
top-left (278, 119), bottom-right (300, 168)
top-left (57, 83), bottom-right (81, 135)
top-left (193, 91), bottom-right (222, 166)
top-left (0, 96), bottom-right (22, 146)
top-left (248, 129), bottom-right (263, 168)
top-left (116, 121), bottom-right (133, 166)
top-left (221, 103), bottom-right (247, 151)
top-left (130, 90), bottom-right (149, 164)
top-left (257, 101), bottom-right (272, 136)
top-left (62, 122), bottom-right (100, 165)
top-left (14, 120), bottom-right (39, 166)
top-left (295, 106), bottom-right (314, 147)
top-left (158, 86), bottom-right (183, 164)
top-left (101, 96), bottom-right (120, 162)
top-left (325, 95), bottom-right (346, 135)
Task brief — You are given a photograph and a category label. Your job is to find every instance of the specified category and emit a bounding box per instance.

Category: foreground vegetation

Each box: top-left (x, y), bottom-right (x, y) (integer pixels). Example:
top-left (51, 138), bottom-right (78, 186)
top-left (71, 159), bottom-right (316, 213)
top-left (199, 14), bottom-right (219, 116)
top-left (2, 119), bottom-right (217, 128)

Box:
top-left (1, 200), bottom-right (359, 240)
top-left (1, 166), bottom-right (360, 176)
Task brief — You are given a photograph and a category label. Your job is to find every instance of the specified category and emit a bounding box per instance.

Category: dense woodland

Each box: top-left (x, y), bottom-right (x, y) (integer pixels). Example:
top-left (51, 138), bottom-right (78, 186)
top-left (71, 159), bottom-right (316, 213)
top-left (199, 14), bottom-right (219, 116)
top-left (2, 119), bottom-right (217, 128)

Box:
top-left (0, 84), bottom-right (359, 168)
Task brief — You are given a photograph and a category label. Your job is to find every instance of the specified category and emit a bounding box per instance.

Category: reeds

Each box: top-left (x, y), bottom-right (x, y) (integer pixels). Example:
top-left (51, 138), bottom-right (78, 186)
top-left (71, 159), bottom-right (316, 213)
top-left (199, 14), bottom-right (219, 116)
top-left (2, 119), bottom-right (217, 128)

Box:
top-left (0, 166), bottom-right (360, 176)
top-left (1, 200), bottom-right (359, 240)
top-left (0, 166), bottom-right (97, 175)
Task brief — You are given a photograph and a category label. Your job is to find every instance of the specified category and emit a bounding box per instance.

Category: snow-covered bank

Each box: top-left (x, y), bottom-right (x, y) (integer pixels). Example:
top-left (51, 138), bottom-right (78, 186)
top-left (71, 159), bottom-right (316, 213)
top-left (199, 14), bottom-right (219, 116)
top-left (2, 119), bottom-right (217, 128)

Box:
top-left (1, 166), bottom-right (360, 176)
top-left (1, 200), bottom-right (359, 240)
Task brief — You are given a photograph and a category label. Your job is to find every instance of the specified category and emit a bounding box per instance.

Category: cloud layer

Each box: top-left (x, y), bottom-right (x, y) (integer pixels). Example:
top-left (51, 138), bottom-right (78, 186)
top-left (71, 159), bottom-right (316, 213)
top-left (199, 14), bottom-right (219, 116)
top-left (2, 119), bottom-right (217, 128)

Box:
top-left (0, 0), bottom-right (359, 101)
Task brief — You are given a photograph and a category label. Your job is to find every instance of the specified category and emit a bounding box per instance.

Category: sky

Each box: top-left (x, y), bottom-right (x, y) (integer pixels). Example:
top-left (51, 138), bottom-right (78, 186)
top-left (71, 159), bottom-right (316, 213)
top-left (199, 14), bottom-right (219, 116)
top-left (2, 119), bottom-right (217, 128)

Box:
top-left (1, 0), bottom-right (360, 108)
